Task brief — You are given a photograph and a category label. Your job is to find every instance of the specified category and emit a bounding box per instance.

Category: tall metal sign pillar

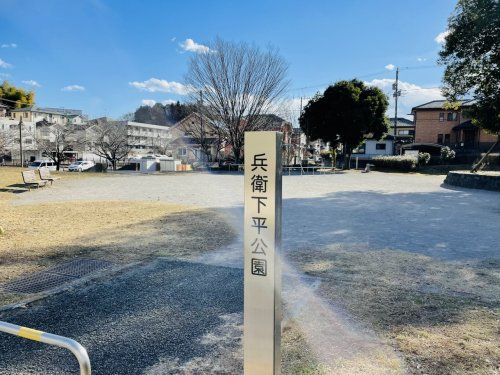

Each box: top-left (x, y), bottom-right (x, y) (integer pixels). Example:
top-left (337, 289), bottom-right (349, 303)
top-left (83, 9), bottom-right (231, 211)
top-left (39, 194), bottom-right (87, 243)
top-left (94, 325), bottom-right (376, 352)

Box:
top-left (244, 131), bottom-right (282, 375)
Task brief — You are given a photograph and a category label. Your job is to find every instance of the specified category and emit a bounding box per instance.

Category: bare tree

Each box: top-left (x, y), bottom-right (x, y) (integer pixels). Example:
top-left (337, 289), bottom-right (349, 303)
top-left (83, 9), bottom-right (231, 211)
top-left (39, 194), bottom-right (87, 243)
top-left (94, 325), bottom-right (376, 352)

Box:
top-left (185, 38), bottom-right (289, 163)
top-left (90, 119), bottom-right (131, 170)
top-left (151, 135), bottom-right (172, 155)
top-left (0, 128), bottom-right (13, 157)
top-left (36, 120), bottom-right (83, 170)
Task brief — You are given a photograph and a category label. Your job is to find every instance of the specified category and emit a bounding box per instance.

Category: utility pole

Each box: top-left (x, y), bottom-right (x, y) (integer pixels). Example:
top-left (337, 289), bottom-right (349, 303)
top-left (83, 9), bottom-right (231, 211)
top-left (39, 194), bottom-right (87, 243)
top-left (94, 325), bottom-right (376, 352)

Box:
top-left (298, 97), bottom-right (303, 165)
top-left (199, 90), bottom-right (205, 163)
top-left (18, 117), bottom-right (23, 167)
top-left (392, 67), bottom-right (401, 154)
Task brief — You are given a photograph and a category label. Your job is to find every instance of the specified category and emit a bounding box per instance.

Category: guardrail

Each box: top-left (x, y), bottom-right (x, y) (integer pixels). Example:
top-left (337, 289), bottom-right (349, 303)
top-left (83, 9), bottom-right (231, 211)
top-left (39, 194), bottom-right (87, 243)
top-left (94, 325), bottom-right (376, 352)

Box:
top-left (0, 321), bottom-right (91, 375)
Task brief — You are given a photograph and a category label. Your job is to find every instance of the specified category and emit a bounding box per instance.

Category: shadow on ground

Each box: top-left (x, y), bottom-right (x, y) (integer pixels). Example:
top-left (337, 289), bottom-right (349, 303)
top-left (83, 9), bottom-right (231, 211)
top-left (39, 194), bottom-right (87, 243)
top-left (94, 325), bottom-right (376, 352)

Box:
top-left (0, 260), bottom-right (244, 375)
top-left (281, 189), bottom-right (499, 374)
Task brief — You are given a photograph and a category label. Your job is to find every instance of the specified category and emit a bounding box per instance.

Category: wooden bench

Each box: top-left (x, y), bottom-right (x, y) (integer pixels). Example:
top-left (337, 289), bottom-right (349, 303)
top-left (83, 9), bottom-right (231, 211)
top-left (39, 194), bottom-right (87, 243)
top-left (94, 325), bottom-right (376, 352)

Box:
top-left (21, 170), bottom-right (47, 190)
top-left (38, 167), bottom-right (60, 185)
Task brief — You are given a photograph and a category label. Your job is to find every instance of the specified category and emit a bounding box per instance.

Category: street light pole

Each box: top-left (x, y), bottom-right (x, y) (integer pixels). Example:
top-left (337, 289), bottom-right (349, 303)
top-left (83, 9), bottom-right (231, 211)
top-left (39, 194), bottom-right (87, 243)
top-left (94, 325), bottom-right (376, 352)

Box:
top-left (18, 117), bottom-right (23, 167)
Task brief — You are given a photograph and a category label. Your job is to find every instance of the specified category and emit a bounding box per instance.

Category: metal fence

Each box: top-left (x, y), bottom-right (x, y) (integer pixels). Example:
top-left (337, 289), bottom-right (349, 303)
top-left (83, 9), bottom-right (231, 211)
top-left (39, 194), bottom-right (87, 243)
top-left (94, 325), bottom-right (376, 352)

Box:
top-left (0, 321), bottom-right (91, 375)
top-left (222, 164), bottom-right (339, 175)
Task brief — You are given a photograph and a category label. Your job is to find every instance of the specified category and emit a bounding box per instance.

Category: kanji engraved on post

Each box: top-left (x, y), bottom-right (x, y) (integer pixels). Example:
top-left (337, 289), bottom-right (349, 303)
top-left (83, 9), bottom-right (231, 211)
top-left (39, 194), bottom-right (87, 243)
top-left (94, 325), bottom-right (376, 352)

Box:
top-left (251, 175), bottom-right (268, 193)
top-left (251, 217), bottom-right (267, 234)
top-left (251, 196), bottom-right (267, 213)
top-left (251, 153), bottom-right (268, 172)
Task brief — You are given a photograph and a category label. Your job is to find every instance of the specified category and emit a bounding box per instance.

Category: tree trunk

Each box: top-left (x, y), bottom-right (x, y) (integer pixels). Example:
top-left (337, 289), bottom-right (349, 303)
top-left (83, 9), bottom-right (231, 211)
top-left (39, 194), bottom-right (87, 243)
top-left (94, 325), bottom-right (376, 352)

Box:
top-left (112, 160), bottom-right (117, 170)
top-left (233, 145), bottom-right (241, 164)
top-left (343, 143), bottom-right (351, 170)
top-left (471, 136), bottom-right (499, 173)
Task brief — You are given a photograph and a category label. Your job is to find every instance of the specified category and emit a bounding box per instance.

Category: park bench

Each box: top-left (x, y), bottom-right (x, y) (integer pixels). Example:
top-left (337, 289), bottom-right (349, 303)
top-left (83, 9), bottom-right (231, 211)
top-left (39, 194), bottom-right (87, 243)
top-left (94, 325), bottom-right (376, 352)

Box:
top-left (362, 163), bottom-right (375, 173)
top-left (21, 170), bottom-right (47, 190)
top-left (38, 167), bottom-right (60, 185)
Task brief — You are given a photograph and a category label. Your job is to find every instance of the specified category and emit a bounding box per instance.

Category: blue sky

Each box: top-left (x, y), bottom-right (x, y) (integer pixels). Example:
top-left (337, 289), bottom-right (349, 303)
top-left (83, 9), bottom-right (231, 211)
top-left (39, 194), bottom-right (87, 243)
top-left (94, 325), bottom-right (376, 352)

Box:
top-left (0, 0), bottom-right (456, 121)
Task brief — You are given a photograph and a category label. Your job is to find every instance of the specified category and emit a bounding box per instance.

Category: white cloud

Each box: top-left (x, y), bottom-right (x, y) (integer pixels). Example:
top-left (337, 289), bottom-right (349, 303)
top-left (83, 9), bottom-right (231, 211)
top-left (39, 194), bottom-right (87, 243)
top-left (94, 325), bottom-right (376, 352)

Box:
top-left (179, 38), bottom-right (212, 54)
top-left (417, 57), bottom-right (427, 62)
top-left (22, 80), bottom-right (41, 88)
top-left (129, 78), bottom-right (192, 95)
top-left (142, 99), bottom-right (178, 107)
top-left (435, 30), bottom-right (450, 44)
top-left (0, 58), bottom-right (12, 68)
top-left (141, 99), bottom-right (156, 106)
top-left (61, 84), bottom-right (85, 91)
top-left (385, 64), bottom-right (395, 71)
top-left (1, 43), bottom-right (17, 48)
top-left (0, 72), bottom-right (10, 78)
top-left (170, 37), bottom-right (176, 42)
top-left (366, 78), bottom-right (444, 119)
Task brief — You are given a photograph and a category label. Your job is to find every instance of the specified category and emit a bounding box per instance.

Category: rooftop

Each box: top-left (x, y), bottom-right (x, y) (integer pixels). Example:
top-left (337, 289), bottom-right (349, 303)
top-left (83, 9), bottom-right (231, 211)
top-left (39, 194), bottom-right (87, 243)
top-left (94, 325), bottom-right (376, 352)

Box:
top-left (388, 117), bottom-right (414, 127)
top-left (10, 106), bottom-right (83, 116)
top-left (411, 99), bottom-right (474, 111)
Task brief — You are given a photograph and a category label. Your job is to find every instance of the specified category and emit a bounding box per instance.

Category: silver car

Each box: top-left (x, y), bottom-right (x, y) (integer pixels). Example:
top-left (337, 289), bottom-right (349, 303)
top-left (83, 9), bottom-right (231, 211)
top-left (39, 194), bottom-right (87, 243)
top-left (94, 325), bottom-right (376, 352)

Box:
top-left (68, 160), bottom-right (95, 172)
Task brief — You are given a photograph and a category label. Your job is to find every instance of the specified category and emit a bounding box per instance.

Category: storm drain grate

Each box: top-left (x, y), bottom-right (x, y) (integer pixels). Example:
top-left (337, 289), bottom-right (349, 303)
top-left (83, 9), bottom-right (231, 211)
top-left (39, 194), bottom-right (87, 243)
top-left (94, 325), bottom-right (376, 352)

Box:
top-left (2, 259), bottom-right (112, 294)
top-left (45, 259), bottom-right (112, 278)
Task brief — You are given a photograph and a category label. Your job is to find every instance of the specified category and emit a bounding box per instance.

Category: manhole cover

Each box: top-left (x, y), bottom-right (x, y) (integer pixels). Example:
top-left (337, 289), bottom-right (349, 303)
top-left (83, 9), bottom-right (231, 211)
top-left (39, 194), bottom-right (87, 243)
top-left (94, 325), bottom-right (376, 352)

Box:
top-left (2, 259), bottom-right (112, 294)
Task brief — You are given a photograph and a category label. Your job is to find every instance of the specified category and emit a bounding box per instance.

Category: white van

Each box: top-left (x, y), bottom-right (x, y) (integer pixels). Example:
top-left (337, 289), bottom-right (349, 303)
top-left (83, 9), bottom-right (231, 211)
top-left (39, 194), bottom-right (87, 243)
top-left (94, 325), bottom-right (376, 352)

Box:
top-left (28, 160), bottom-right (57, 171)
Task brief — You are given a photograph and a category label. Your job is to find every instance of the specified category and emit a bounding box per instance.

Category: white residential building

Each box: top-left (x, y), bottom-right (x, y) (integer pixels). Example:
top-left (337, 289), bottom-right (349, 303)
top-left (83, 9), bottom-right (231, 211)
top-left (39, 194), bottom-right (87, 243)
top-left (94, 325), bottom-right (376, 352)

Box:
top-left (124, 121), bottom-right (172, 155)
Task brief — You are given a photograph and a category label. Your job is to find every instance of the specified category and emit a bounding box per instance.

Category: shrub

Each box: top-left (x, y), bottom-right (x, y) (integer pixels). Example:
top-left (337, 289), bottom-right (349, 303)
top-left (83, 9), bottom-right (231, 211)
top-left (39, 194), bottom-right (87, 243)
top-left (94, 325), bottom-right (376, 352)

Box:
top-left (441, 146), bottom-right (456, 162)
top-left (418, 152), bottom-right (431, 166)
top-left (372, 155), bottom-right (417, 171)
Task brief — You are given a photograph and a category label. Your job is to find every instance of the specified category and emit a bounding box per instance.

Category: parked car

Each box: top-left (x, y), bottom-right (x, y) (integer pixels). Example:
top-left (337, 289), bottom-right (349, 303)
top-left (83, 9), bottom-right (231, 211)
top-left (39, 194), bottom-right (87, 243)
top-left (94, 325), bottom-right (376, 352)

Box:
top-left (28, 160), bottom-right (57, 171)
top-left (68, 160), bottom-right (95, 172)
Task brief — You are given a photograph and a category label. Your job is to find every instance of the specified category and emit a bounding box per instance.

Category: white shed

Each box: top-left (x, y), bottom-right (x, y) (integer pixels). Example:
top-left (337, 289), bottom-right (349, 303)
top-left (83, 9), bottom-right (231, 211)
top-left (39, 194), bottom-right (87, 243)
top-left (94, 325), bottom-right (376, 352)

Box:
top-left (365, 139), bottom-right (394, 156)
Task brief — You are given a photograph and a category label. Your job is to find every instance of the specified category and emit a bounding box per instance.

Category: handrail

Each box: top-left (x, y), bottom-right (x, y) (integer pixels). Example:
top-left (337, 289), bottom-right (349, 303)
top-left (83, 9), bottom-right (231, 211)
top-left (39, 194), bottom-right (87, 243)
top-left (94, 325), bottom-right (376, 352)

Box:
top-left (0, 321), bottom-right (91, 375)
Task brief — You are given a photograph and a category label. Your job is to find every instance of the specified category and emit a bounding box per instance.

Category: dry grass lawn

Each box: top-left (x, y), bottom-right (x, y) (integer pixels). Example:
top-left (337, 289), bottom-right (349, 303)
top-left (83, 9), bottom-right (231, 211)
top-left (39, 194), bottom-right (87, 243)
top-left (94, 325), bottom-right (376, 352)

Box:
top-left (0, 166), bottom-right (236, 306)
top-left (288, 246), bottom-right (500, 374)
top-left (0, 200), bottom-right (235, 305)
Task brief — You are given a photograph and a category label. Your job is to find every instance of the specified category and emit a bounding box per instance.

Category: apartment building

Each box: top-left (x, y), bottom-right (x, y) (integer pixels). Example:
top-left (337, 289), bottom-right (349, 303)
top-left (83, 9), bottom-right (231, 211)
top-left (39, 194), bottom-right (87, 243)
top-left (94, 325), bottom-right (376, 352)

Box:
top-left (125, 121), bottom-right (172, 155)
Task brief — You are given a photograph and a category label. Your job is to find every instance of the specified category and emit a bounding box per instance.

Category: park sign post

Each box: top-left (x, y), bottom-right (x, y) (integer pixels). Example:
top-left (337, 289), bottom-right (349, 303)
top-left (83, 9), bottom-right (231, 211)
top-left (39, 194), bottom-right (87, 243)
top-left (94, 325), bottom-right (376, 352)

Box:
top-left (244, 131), bottom-right (283, 374)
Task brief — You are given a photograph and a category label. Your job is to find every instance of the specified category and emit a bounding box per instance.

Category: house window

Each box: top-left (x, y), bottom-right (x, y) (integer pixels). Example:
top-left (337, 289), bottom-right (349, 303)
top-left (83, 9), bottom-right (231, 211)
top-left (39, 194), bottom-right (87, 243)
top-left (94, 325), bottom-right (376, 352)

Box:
top-left (398, 130), bottom-right (410, 135)
top-left (178, 147), bottom-right (187, 156)
top-left (375, 143), bottom-right (386, 150)
top-left (439, 112), bottom-right (444, 122)
top-left (444, 134), bottom-right (450, 144)
top-left (447, 112), bottom-right (457, 121)
top-left (437, 134), bottom-right (443, 144)
top-left (24, 139), bottom-right (32, 144)
top-left (24, 112), bottom-right (28, 118)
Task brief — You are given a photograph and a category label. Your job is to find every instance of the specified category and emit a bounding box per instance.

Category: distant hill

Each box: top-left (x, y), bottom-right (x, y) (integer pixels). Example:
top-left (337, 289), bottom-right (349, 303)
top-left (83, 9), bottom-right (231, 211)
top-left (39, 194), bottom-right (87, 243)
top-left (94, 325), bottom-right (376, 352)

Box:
top-left (133, 101), bottom-right (196, 126)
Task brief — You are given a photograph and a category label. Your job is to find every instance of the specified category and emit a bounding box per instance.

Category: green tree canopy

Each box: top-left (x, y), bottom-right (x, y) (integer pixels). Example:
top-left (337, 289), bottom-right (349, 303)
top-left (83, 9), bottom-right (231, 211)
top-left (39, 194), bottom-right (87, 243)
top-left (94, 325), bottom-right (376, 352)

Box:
top-left (0, 81), bottom-right (35, 108)
top-left (299, 79), bottom-right (388, 167)
top-left (133, 101), bottom-right (196, 125)
top-left (439, 0), bottom-right (499, 135)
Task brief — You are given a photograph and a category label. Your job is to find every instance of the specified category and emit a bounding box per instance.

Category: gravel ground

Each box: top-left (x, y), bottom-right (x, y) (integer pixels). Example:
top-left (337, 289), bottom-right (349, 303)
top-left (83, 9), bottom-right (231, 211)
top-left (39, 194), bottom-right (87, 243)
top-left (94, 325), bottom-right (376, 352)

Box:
top-left (3, 170), bottom-right (499, 373)
top-left (0, 260), bottom-right (243, 375)
top-left (16, 171), bottom-right (500, 261)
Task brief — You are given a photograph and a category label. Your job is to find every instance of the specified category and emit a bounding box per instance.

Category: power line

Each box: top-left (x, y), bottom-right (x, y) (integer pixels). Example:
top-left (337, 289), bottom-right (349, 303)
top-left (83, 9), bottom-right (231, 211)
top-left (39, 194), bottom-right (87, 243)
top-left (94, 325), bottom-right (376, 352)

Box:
top-left (286, 64), bottom-right (441, 93)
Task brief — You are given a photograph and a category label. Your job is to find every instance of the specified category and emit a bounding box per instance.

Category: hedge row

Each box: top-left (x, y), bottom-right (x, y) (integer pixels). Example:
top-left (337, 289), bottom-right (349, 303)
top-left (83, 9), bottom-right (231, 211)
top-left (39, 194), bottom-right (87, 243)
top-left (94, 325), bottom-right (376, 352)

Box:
top-left (372, 155), bottom-right (418, 171)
